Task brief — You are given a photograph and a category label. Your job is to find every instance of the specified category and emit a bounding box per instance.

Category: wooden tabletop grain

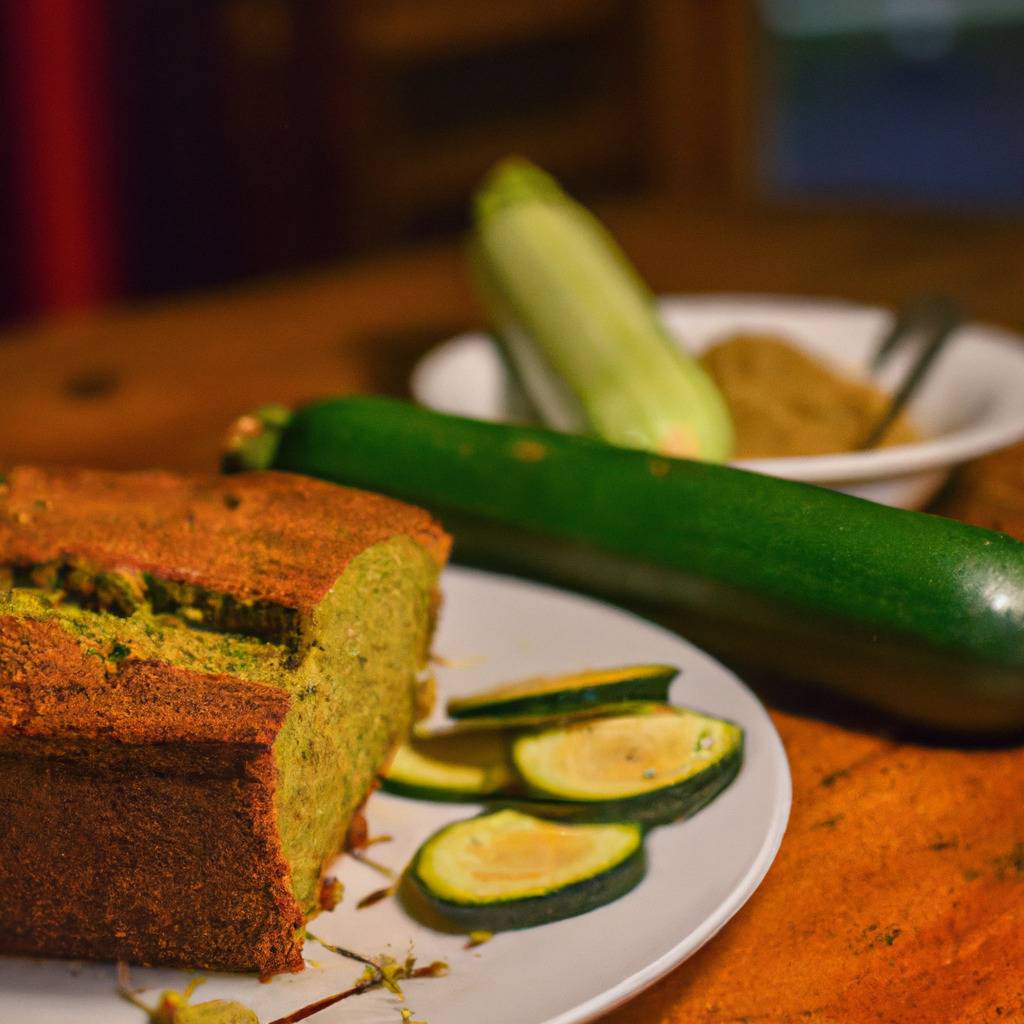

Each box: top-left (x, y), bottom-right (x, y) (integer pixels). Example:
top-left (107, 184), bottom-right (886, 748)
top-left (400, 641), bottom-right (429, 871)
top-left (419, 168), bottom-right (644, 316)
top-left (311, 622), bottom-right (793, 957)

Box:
top-left (3, 197), bottom-right (1024, 1023)
top-left (3, 196), bottom-right (1023, 474)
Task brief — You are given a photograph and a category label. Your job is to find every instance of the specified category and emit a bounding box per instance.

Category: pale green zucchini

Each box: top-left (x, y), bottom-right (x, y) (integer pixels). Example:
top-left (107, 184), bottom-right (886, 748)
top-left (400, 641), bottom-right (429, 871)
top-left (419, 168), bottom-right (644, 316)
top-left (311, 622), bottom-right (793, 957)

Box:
top-left (471, 158), bottom-right (733, 460)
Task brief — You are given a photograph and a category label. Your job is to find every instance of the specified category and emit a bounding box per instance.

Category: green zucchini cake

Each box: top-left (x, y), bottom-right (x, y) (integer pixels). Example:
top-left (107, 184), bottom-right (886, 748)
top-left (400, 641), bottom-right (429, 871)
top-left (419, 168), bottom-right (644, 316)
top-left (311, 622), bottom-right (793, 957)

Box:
top-left (0, 466), bottom-right (450, 974)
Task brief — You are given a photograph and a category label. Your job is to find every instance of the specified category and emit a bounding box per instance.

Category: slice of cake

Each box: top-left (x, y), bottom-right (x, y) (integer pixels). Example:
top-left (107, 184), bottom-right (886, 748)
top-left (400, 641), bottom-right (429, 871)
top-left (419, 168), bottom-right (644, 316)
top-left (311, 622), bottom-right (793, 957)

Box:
top-left (0, 466), bottom-right (450, 975)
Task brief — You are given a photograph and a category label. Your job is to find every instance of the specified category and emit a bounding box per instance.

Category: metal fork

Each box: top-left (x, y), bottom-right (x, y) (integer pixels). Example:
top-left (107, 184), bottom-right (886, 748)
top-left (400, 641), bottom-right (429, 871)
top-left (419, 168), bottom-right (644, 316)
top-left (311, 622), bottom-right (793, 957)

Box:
top-left (859, 294), bottom-right (961, 449)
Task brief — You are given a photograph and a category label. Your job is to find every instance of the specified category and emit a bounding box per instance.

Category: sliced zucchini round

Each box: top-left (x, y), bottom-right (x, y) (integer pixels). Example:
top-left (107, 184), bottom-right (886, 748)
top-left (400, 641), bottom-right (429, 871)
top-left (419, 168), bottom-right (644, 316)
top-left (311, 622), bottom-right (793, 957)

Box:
top-left (447, 663), bottom-right (677, 720)
top-left (381, 732), bottom-right (514, 801)
top-left (409, 700), bottom-right (655, 741)
top-left (409, 809), bottom-right (645, 930)
top-left (412, 699), bottom-right (657, 740)
top-left (512, 704), bottom-right (743, 825)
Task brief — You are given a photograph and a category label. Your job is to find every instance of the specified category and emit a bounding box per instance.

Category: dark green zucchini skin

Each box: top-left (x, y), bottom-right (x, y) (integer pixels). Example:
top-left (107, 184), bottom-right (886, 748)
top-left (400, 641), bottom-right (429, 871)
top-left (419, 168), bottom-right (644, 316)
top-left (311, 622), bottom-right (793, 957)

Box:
top-left (379, 777), bottom-right (507, 803)
top-left (447, 665), bottom-right (677, 720)
top-left (258, 397), bottom-right (1024, 734)
top-left (407, 837), bottom-right (646, 931)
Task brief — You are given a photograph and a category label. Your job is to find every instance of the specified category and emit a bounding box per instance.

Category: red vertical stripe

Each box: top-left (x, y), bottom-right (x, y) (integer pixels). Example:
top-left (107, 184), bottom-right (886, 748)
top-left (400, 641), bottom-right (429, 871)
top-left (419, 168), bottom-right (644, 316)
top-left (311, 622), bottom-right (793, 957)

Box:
top-left (7, 0), bottom-right (119, 312)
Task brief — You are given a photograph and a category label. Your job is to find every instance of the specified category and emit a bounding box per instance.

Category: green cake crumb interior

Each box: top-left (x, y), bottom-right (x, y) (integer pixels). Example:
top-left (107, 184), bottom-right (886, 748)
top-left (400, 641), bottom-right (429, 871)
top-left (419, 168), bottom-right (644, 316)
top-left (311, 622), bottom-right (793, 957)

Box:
top-left (2, 534), bottom-right (439, 916)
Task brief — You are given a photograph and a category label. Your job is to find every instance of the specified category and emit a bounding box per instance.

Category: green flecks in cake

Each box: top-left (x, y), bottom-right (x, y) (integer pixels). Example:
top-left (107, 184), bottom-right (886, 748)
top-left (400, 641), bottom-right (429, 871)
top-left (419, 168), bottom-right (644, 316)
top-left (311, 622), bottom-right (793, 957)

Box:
top-left (0, 588), bottom-right (287, 682)
top-left (145, 575), bottom-right (304, 650)
top-left (1, 534), bottom-right (440, 920)
top-left (272, 535), bottom-right (438, 914)
top-left (6, 556), bottom-right (305, 646)
top-left (9, 559), bottom-right (148, 617)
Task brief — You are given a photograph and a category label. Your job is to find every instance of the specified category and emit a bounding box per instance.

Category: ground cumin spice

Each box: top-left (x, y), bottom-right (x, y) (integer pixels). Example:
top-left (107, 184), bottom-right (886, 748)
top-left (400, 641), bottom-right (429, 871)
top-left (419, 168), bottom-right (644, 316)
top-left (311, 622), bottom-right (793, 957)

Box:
top-left (700, 333), bottom-right (919, 458)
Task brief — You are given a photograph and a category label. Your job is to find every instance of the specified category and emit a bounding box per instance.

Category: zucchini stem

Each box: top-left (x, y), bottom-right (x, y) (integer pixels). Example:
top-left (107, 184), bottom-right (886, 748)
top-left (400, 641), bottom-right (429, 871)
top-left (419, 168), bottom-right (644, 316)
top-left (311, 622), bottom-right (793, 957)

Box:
top-left (222, 403), bottom-right (293, 473)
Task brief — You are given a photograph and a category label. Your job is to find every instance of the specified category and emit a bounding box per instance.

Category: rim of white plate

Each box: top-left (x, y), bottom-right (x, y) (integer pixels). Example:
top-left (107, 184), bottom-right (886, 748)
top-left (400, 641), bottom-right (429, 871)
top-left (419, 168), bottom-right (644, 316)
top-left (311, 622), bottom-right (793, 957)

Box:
top-left (411, 293), bottom-right (1024, 485)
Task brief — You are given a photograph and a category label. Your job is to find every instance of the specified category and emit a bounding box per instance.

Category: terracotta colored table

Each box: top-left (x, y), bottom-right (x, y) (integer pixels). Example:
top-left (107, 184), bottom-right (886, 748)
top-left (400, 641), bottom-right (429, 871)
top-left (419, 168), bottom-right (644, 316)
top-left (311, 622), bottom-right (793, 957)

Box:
top-left (3, 198), bottom-right (1024, 1022)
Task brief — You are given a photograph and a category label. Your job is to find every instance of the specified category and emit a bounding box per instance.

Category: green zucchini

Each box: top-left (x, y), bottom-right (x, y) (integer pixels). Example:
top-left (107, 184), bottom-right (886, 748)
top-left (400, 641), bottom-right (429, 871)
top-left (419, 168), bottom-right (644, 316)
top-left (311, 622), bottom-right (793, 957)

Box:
top-left (380, 732), bottom-right (514, 801)
top-left (471, 159), bottom-right (733, 461)
top-left (407, 809), bottom-right (645, 930)
top-left (224, 396), bottom-right (1024, 734)
top-left (411, 701), bottom-right (658, 739)
top-left (512, 704), bottom-right (743, 825)
top-left (446, 663), bottom-right (677, 720)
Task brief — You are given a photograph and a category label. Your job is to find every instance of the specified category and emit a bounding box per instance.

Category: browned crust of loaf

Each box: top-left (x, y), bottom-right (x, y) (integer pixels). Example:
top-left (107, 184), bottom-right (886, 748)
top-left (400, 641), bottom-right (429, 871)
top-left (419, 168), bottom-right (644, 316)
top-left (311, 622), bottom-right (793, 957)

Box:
top-left (0, 744), bottom-right (305, 974)
top-left (0, 466), bottom-right (451, 611)
top-left (0, 615), bottom-right (291, 747)
top-left (0, 615), bottom-right (303, 973)
top-left (0, 465), bottom-right (450, 974)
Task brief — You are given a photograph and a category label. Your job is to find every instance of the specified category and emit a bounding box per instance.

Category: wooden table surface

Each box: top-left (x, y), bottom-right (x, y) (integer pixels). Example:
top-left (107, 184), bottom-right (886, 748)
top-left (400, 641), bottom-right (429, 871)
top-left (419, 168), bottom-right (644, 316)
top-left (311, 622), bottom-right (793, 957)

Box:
top-left (4, 197), bottom-right (1024, 1022)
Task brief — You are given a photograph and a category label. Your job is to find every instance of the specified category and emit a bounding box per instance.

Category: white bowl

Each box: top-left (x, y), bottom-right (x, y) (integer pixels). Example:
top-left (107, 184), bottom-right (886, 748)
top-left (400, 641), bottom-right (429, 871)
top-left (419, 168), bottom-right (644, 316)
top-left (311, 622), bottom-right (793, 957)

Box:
top-left (410, 294), bottom-right (1024, 509)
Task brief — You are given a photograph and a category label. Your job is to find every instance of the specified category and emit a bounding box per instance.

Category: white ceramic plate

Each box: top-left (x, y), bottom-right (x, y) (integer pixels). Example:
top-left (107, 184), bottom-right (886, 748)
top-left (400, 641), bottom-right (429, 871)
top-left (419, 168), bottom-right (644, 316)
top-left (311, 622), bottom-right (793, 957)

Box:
top-left (410, 294), bottom-right (1024, 509)
top-left (0, 567), bottom-right (789, 1024)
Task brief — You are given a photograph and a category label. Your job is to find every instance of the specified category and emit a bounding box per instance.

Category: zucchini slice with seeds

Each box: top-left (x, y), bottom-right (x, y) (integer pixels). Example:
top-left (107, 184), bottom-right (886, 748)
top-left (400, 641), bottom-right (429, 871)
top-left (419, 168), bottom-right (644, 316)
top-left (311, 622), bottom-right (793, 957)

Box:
top-left (512, 704), bottom-right (743, 824)
top-left (446, 663), bottom-right (677, 720)
top-left (381, 732), bottom-right (514, 801)
top-left (409, 809), bottom-right (645, 930)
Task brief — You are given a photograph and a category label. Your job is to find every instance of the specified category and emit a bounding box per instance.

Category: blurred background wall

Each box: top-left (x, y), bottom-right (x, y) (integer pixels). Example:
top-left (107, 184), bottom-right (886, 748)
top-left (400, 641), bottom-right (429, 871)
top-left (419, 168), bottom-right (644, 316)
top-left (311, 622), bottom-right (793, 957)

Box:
top-left (2, 0), bottom-right (1022, 325)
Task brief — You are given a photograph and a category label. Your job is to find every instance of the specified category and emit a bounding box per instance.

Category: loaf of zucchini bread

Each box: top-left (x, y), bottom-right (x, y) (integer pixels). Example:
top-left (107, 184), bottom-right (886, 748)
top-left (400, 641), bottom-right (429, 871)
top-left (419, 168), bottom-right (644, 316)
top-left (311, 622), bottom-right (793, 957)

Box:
top-left (0, 466), bottom-right (450, 974)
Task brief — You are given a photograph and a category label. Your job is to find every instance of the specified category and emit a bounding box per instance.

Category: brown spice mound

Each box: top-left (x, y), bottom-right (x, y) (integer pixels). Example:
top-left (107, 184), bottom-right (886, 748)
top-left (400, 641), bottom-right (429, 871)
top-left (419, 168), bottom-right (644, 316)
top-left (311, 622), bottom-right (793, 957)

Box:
top-left (700, 333), bottom-right (919, 458)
